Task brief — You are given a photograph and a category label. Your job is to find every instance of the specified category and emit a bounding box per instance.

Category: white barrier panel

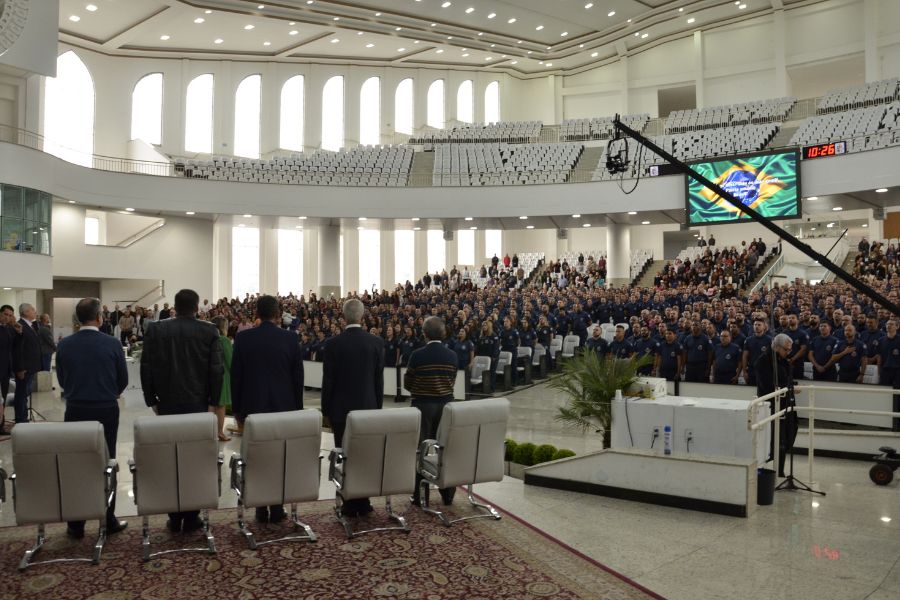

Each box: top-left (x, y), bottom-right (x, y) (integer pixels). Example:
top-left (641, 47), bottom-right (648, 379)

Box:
top-left (384, 367), bottom-right (400, 397)
top-left (304, 360), bottom-right (323, 388)
top-left (125, 357), bottom-right (141, 390)
top-left (305, 361), bottom-right (466, 400)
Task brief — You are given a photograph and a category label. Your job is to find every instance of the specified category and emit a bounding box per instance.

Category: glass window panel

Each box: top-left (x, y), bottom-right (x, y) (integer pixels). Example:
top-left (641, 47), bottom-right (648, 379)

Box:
top-left (277, 228), bottom-right (303, 296)
top-left (232, 226), bottom-right (260, 298)
top-left (485, 229), bottom-right (502, 259)
top-left (457, 80), bottom-right (473, 124)
top-left (84, 216), bottom-right (100, 246)
top-left (1, 184), bottom-right (22, 219)
top-left (485, 81), bottom-right (500, 123)
top-left (2, 219), bottom-right (23, 251)
top-left (394, 78), bottom-right (414, 135)
top-left (131, 73), bottom-right (163, 145)
top-left (44, 51), bottom-right (94, 167)
top-left (234, 74), bottom-right (261, 159)
top-left (394, 230), bottom-right (414, 286)
top-left (23, 188), bottom-right (39, 222)
top-left (359, 77), bottom-right (380, 146)
top-left (280, 75), bottom-right (305, 151)
top-left (185, 74), bottom-right (214, 153)
top-left (457, 229), bottom-right (474, 265)
top-left (358, 228), bottom-right (381, 292)
top-left (321, 76), bottom-right (344, 152)
top-left (427, 80), bottom-right (445, 129)
top-left (427, 229), bottom-right (445, 274)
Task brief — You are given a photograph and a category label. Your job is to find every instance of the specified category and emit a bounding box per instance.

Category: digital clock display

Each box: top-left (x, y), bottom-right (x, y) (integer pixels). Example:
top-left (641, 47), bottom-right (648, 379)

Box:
top-left (802, 141), bottom-right (846, 159)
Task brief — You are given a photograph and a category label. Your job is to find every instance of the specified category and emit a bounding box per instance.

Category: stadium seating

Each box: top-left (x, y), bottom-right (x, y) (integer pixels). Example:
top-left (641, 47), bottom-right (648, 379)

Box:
top-left (560, 114), bottom-right (650, 142)
top-left (816, 77), bottom-right (899, 113)
top-left (789, 101), bottom-right (900, 152)
top-left (432, 143), bottom-right (583, 186)
top-left (410, 121), bottom-right (542, 144)
top-left (555, 249), bottom-right (652, 281)
top-left (665, 98), bottom-right (795, 133)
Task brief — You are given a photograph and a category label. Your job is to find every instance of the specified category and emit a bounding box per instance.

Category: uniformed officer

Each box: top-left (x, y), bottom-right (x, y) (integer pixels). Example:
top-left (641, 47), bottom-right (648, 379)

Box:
top-left (655, 329), bottom-right (683, 381)
top-left (536, 315), bottom-right (555, 369)
top-left (608, 325), bottom-right (634, 359)
top-left (808, 321), bottom-right (838, 381)
top-left (585, 327), bottom-right (608, 356)
top-left (682, 322), bottom-right (713, 383)
top-left (784, 314), bottom-right (809, 380)
top-left (475, 321), bottom-right (501, 390)
top-left (570, 303), bottom-right (591, 346)
top-left (632, 326), bottom-right (659, 376)
top-left (741, 320), bottom-right (772, 386)
top-left (712, 329), bottom-right (742, 384)
top-left (832, 324), bottom-right (867, 384)
top-left (453, 328), bottom-right (475, 371)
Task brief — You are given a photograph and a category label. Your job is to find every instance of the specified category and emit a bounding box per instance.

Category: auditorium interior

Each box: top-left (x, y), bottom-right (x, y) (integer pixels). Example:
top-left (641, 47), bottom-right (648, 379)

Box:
top-left (0, 0), bottom-right (900, 598)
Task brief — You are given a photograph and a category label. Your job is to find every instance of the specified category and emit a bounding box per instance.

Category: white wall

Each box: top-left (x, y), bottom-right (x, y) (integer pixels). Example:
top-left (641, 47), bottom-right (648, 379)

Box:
top-left (0, 251), bottom-right (52, 289)
top-left (52, 203), bottom-right (214, 303)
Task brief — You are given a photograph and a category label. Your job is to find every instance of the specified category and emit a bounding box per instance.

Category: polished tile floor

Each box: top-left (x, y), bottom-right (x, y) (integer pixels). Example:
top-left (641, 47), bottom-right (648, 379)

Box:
top-left (1, 377), bottom-right (898, 600)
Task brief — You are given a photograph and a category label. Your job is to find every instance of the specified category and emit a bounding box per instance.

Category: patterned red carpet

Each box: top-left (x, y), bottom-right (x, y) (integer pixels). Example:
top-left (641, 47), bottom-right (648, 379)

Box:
top-left (0, 499), bottom-right (663, 599)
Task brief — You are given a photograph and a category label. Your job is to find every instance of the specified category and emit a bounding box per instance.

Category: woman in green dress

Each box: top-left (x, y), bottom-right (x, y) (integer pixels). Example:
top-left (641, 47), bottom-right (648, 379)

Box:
top-left (212, 316), bottom-right (232, 441)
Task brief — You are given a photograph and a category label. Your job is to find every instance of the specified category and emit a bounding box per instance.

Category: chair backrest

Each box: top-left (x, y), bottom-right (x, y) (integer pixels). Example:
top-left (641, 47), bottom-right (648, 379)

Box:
top-left (532, 345), bottom-right (546, 365)
top-left (516, 346), bottom-right (532, 359)
top-left (341, 408), bottom-right (420, 499)
top-left (12, 422), bottom-right (109, 525)
top-left (242, 410), bottom-right (322, 507)
top-left (435, 398), bottom-right (510, 488)
top-left (471, 355), bottom-right (491, 383)
top-left (496, 351), bottom-right (513, 373)
top-left (563, 335), bottom-right (580, 354)
top-left (133, 413), bottom-right (219, 515)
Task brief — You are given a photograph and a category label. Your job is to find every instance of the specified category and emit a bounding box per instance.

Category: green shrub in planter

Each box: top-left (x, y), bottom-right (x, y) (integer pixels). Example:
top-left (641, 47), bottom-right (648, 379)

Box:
top-left (512, 442), bottom-right (537, 466)
top-left (504, 438), bottom-right (518, 461)
top-left (552, 449), bottom-right (576, 461)
top-left (533, 444), bottom-right (558, 464)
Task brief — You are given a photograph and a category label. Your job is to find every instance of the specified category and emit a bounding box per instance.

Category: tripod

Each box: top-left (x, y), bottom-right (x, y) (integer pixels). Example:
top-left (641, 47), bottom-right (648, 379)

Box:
top-left (775, 390), bottom-right (824, 496)
top-left (26, 377), bottom-right (46, 422)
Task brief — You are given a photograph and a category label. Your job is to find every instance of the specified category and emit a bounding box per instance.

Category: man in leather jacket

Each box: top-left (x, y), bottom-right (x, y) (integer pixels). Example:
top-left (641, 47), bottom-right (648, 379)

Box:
top-left (140, 288), bottom-right (224, 533)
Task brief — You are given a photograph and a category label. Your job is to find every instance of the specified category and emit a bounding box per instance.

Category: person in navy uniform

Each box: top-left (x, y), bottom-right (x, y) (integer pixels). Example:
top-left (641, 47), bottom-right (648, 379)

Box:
top-left (383, 326), bottom-right (400, 368)
top-left (859, 315), bottom-right (884, 361)
top-left (555, 309), bottom-right (571, 338)
top-left (832, 324), bottom-right (867, 384)
top-left (519, 319), bottom-right (536, 350)
top-left (632, 325), bottom-right (659, 376)
top-left (712, 330), bottom-right (742, 384)
top-left (570, 303), bottom-right (591, 346)
top-left (585, 327), bottom-right (608, 356)
top-left (876, 320), bottom-right (900, 431)
top-left (453, 328), bottom-right (475, 371)
top-left (399, 326), bottom-right (417, 367)
top-left (475, 321), bottom-right (500, 390)
top-left (808, 321), bottom-right (838, 381)
top-left (683, 322), bottom-right (713, 383)
top-left (536, 315), bottom-right (555, 369)
top-left (741, 320), bottom-right (772, 386)
top-left (499, 317), bottom-right (520, 385)
top-left (655, 329), bottom-right (683, 381)
top-left (608, 325), bottom-right (633, 359)
top-left (784, 314), bottom-right (810, 380)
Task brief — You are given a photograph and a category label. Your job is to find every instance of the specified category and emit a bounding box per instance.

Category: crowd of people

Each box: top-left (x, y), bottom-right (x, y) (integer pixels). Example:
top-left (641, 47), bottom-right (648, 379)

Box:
top-left (654, 238), bottom-right (777, 290)
top-left (854, 238), bottom-right (899, 282)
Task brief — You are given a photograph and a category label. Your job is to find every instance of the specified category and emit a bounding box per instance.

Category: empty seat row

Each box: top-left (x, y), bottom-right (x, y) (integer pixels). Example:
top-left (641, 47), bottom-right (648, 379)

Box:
top-left (817, 77), bottom-right (900, 114)
top-left (560, 114), bottom-right (650, 141)
top-left (790, 102), bottom-right (900, 150)
top-left (410, 121), bottom-right (543, 144)
top-left (666, 98), bottom-right (795, 133)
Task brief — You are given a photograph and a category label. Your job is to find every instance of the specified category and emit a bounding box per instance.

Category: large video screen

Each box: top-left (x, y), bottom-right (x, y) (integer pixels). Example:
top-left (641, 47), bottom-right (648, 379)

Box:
top-left (685, 150), bottom-right (801, 225)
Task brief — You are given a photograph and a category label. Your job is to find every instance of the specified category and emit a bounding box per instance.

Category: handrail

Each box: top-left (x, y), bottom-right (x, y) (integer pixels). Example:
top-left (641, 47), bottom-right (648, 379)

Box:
top-left (110, 219), bottom-right (165, 248)
top-left (133, 281), bottom-right (165, 307)
top-left (823, 228), bottom-right (848, 261)
top-left (749, 252), bottom-right (784, 295)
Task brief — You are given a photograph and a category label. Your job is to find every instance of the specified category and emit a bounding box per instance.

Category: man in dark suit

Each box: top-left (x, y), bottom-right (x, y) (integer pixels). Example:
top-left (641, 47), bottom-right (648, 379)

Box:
top-left (12, 303), bottom-right (41, 424)
top-left (405, 317), bottom-right (458, 507)
top-left (756, 333), bottom-right (798, 478)
top-left (56, 298), bottom-right (129, 539)
top-left (231, 294), bottom-right (304, 523)
top-left (322, 298), bottom-right (384, 517)
top-left (140, 289), bottom-right (223, 533)
top-left (0, 305), bottom-right (16, 434)
top-left (37, 314), bottom-right (56, 372)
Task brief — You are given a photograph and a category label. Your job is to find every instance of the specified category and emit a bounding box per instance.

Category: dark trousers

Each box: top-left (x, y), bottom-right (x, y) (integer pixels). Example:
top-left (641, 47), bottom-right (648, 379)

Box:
top-left (713, 371), bottom-right (737, 385)
top-left (41, 354), bottom-right (52, 372)
top-left (837, 371), bottom-right (860, 384)
top-left (684, 363), bottom-right (708, 383)
top-left (65, 404), bottom-right (120, 532)
top-left (120, 330), bottom-right (132, 345)
top-left (1, 377), bottom-right (9, 425)
top-left (13, 371), bottom-right (33, 423)
top-left (768, 399), bottom-right (799, 476)
top-left (813, 368), bottom-right (837, 382)
top-left (157, 402), bottom-right (207, 524)
top-left (411, 399), bottom-right (455, 504)
top-left (332, 420), bottom-right (372, 515)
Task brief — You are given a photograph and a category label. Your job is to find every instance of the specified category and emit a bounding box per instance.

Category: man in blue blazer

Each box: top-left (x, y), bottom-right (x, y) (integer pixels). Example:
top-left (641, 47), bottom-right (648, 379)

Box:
top-left (56, 297), bottom-right (129, 539)
top-left (231, 294), bottom-right (304, 523)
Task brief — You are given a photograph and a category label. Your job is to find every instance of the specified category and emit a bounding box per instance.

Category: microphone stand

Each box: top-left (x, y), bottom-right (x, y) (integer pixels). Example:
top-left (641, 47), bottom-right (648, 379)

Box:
top-left (775, 376), bottom-right (824, 495)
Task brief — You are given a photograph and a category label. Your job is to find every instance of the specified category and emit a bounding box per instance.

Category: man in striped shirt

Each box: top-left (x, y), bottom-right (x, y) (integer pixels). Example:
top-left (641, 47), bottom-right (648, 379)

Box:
top-left (406, 316), bottom-right (459, 507)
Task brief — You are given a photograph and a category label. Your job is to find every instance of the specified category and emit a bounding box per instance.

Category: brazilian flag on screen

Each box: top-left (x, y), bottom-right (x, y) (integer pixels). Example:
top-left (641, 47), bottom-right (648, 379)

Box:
top-left (686, 150), bottom-right (800, 225)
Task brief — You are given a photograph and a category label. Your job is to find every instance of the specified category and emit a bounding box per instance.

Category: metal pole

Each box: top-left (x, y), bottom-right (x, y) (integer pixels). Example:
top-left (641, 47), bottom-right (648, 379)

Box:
top-left (773, 392), bottom-right (781, 478)
top-left (808, 387), bottom-right (815, 484)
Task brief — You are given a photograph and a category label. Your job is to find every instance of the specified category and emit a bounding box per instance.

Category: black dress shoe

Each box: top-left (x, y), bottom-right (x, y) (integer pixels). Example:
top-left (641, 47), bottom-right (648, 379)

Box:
top-left (166, 519), bottom-right (182, 533)
top-left (409, 496), bottom-right (421, 507)
top-left (106, 520), bottom-right (128, 535)
top-left (439, 488), bottom-right (456, 506)
top-left (66, 526), bottom-right (85, 540)
top-left (268, 508), bottom-right (287, 523)
top-left (182, 516), bottom-right (204, 533)
top-left (255, 508), bottom-right (269, 523)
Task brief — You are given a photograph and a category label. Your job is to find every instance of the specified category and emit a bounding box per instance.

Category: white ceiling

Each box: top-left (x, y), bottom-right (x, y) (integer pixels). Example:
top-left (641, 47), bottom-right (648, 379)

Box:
top-left (57, 0), bottom-right (809, 76)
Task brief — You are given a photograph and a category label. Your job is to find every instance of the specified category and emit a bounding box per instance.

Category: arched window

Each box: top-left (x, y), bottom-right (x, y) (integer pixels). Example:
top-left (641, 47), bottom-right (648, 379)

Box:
top-left (457, 80), bottom-right (474, 124)
top-left (359, 76), bottom-right (380, 146)
top-left (485, 81), bottom-right (500, 124)
top-left (394, 78), bottom-right (414, 135)
top-left (44, 51), bottom-right (94, 166)
top-left (280, 75), bottom-right (305, 151)
top-left (184, 74), bottom-right (214, 153)
top-left (234, 74), bottom-right (261, 158)
top-left (321, 75), bottom-right (344, 151)
top-left (131, 73), bottom-right (163, 145)
top-left (426, 79), bottom-right (445, 129)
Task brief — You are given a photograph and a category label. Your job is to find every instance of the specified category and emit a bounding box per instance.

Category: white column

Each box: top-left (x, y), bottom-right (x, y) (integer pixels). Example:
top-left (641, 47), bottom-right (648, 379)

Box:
top-left (606, 223), bottom-right (631, 284)
top-left (864, 0), bottom-right (881, 82)
top-left (445, 230), bottom-right (457, 273)
top-left (693, 31), bottom-right (705, 109)
top-left (303, 226), bottom-right (319, 298)
top-left (214, 61), bottom-right (234, 156)
top-left (414, 229), bottom-right (428, 281)
top-left (258, 216), bottom-right (278, 294)
top-left (212, 218), bottom-right (232, 300)
top-left (342, 226), bottom-right (360, 294)
top-left (317, 224), bottom-right (341, 297)
top-left (772, 10), bottom-right (789, 97)
top-left (620, 56), bottom-right (630, 114)
top-left (380, 226), bottom-right (395, 291)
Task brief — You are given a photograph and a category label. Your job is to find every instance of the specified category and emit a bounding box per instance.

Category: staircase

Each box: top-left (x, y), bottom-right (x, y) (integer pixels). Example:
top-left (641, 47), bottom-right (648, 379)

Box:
top-left (634, 260), bottom-right (667, 288)
top-left (569, 146), bottom-right (604, 183)
top-left (768, 125), bottom-right (799, 150)
top-left (409, 151), bottom-right (435, 187)
top-left (833, 250), bottom-right (859, 282)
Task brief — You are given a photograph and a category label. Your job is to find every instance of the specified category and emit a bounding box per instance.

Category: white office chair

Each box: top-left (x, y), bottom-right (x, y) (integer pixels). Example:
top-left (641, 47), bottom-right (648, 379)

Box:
top-left (417, 398), bottom-right (510, 526)
top-left (7, 422), bottom-right (117, 570)
top-left (130, 413), bottom-right (223, 561)
top-left (328, 408), bottom-right (421, 538)
top-left (470, 356), bottom-right (492, 391)
top-left (562, 335), bottom-right (581, 359)
top-left (230, 410), bottom-right (322, 549)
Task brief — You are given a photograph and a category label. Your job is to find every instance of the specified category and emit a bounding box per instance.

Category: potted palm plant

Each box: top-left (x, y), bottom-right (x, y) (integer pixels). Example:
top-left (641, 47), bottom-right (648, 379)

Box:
top-left (550, 351), bottom-right (654, 448)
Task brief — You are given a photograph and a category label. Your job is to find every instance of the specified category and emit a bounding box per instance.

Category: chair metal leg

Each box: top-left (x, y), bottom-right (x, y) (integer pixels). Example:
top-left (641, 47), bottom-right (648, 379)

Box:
top-left (19, 524), bottom-right (45, 571)
top-left (241, 504), bottom-right (317, 549)
top-left (336, 495), bottom-right (411, 539)
top-left (141, 516), bottom-right (151, 562)
top-left (333, 494), bottom-right (355, 539)
top-left (418, 484), bottom-right (501, 527)
top-left (237, 500), bottom-right (257, 549)
top-left (92, 523), bottom-right (107, 565)
top-left (143, 511), bottom-right (217, 562)
top-left (202, 510), bottom-right (217, 555)
top-left (384, 496), bottom-right (409, 532)
top-left (419, 479), bottom-right (451, 527)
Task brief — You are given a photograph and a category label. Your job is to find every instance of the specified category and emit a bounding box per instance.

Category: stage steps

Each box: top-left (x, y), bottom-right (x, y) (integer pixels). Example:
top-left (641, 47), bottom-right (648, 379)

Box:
top-left (409, 150), bottom-right (435, 187)
top-left (634, 259), bottom-right (667, 288)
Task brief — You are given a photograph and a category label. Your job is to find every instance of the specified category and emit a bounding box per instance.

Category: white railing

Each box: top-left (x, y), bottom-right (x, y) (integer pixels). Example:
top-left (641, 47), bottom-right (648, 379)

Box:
top-left (748, 384), bottom-right (899, 486)
top-left (749, 252), bottom-right (785, 294)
